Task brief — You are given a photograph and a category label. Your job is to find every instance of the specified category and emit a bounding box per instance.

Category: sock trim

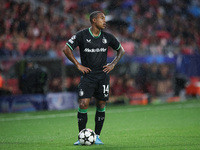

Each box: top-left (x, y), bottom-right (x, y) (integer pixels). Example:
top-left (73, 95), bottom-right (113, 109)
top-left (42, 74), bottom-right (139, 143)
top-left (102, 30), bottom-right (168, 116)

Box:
top-left (96, 107), bottom-right (106, 112)
top-left (78, 108), bottom-right (88, 113)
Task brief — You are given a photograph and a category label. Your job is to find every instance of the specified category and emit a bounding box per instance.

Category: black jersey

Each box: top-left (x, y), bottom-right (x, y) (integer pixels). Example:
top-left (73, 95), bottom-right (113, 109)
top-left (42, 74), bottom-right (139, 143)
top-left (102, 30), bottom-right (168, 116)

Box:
top-left (66, 28), bottom-right (121, 76)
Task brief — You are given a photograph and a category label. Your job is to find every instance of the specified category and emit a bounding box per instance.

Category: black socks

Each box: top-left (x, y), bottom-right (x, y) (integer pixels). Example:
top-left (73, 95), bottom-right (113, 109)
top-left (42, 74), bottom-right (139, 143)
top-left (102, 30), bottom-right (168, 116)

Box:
top-left (78, 112), bottom-right (88, 132)
top-left (77, 107), bottom-right (105, 135)
top-left (95, 110), bottom-right (105, 135)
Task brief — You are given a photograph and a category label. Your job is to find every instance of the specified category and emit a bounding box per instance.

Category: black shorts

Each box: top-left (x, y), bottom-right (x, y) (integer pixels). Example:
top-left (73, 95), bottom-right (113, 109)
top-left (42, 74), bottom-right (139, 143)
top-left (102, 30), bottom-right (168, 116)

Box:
top-left (78, 74), bottom-right (110, 101)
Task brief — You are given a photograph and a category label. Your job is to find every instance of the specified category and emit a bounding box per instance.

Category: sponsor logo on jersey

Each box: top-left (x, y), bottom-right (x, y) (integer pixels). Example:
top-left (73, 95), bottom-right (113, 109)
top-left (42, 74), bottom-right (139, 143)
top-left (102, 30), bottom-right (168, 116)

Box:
top-left (84, 48), bottom-right (107, 52)
top-left (102, 37), bottom-right (107, 44)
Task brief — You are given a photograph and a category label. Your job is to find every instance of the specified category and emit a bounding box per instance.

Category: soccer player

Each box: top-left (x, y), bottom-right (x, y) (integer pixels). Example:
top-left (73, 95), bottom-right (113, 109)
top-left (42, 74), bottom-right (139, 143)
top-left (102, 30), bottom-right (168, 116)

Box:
top-left (62, 11), bottom-right (125, 145)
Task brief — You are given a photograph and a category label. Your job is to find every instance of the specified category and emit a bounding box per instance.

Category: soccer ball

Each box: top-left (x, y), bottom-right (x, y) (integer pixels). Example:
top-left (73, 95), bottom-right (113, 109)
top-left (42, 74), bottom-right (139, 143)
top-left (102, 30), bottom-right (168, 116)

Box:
top-left (78, 128), bottom-right (96, 145)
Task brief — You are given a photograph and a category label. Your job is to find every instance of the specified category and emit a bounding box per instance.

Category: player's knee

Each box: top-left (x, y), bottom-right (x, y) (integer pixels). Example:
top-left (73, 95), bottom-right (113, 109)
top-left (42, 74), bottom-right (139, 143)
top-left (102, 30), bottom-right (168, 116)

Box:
top-left (99, 104), bottom-right (106, 109)
top-left (79, 102), bottom-right (88, 109)
top-left (79, 99), bottom-right (90, 109)
top-left (96, 101), bottom-right (106, 109)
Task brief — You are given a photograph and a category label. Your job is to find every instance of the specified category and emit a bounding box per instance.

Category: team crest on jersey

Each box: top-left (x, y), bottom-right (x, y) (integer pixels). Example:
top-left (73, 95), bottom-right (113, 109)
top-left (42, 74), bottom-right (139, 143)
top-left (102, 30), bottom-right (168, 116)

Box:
top-left (102, 37), bottom-right (107, 44)
top-left (79, 89), bottom-right (84, 96)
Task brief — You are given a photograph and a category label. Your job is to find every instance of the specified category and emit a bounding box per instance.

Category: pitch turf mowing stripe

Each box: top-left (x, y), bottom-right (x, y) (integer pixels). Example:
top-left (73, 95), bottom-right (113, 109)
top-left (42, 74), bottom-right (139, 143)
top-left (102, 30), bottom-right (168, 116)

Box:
top-left (0, 101), bottom-right (199, 122)
top-left (0, 112), bottom-right (77, 122)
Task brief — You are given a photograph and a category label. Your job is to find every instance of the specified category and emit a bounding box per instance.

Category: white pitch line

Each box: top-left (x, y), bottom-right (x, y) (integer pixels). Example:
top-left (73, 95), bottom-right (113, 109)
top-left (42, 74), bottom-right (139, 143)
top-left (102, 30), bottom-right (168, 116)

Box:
top-left (0, 103), bottom-right (199, 122)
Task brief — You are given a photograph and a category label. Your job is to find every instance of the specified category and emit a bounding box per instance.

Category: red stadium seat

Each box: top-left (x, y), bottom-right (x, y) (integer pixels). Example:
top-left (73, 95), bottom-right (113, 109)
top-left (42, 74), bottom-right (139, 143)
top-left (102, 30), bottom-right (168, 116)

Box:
top-left (6, 79), bottom-right (21, 95)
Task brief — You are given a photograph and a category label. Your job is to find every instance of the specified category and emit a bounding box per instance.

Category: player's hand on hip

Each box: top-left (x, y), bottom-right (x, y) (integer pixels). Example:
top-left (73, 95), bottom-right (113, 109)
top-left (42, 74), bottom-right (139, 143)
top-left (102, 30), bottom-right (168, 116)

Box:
top-left (103, 63), bottom-right (115, 74)
top-left (77, 64), bottom-right (91, 74)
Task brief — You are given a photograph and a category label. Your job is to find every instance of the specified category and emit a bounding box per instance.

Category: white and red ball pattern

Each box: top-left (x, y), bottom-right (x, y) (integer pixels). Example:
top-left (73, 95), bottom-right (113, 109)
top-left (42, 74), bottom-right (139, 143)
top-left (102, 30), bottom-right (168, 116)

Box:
top-left (78, 128), bottom-right (96, 145)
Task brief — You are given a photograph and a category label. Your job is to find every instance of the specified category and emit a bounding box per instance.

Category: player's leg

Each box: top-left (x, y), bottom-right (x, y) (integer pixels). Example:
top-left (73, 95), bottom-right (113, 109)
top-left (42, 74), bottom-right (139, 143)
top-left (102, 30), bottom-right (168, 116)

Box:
top-left (95, 100), bottom-right (106, 135)
top-left (74, 76), bottom-right (95, 145)
top-left (77, 77), bottom-right (94, 132)
top-left (94, 74), bottom-right (109, 145)
top-left (78, 98), bottom-right (90, 132)
top-left (95, 100), bottom-right (106, 145)
top-left (74, 98), bottom-right (90, 145)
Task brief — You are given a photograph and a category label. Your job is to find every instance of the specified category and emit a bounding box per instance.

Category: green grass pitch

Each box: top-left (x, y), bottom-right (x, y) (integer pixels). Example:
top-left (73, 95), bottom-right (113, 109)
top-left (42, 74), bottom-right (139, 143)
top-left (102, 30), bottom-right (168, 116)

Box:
top-left (0, 99), bottom-right (200, 150)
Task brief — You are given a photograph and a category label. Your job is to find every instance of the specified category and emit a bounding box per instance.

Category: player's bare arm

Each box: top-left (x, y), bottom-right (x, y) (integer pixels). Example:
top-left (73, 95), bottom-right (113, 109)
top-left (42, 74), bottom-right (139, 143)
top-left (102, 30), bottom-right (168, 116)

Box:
top-left (103, 46), bottom-right (125, 73)
top-left (62, 45), bottom-right (92, 74)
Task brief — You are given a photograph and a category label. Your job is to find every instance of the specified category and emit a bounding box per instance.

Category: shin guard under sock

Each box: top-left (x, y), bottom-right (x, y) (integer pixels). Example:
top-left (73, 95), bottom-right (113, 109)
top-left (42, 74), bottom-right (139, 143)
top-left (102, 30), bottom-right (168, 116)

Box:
top-left (95, 107), bottom-right (105, 135)
top-left (77, 108), bottom-right (88, 132)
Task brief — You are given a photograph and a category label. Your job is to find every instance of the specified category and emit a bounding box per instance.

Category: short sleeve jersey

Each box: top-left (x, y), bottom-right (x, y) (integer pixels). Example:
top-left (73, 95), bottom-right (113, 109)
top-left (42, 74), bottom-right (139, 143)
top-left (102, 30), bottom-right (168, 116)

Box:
top-left (66, 28), bottom-right (121, 75)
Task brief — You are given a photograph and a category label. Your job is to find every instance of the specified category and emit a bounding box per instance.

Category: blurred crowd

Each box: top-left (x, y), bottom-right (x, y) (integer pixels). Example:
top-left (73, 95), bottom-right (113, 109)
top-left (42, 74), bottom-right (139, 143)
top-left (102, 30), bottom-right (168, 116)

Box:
top-left (0, 0), bottom-right (200, 59)
top-left (0, 0), bottom-right (198, 101)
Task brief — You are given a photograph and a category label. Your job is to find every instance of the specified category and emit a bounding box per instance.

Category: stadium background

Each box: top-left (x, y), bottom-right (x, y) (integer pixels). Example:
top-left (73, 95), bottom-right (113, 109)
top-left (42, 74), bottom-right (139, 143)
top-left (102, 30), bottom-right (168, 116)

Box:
top-left (0, 0), bottom-right (200, 112)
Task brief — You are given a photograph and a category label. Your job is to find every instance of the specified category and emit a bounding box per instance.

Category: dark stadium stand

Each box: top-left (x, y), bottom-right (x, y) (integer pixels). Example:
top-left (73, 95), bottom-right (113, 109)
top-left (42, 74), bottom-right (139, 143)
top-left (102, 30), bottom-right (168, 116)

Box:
top-left (0, 0), bottom-right (200, 111)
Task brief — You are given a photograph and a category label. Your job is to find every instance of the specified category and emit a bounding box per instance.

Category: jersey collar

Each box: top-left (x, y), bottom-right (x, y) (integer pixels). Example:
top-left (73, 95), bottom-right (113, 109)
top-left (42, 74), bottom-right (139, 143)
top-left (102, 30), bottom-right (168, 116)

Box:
top-left (89, 27), bottom-right (101, 38)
